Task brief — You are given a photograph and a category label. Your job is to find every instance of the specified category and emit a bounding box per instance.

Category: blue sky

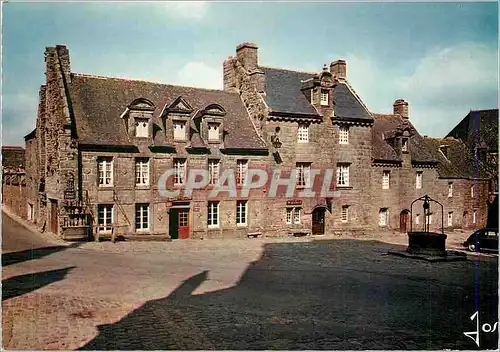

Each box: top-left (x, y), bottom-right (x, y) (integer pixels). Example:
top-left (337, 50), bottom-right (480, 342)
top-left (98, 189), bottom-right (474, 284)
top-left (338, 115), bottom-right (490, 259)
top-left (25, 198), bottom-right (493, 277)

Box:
top-left (3, 1), bottom-right (498, 145)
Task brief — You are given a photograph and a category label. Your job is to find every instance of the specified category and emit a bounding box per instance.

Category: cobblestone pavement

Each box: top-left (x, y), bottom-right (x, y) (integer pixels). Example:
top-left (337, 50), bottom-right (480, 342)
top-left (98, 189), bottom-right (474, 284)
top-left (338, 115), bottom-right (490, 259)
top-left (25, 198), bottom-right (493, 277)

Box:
top-left (2, 212), bottom-right (498, 350)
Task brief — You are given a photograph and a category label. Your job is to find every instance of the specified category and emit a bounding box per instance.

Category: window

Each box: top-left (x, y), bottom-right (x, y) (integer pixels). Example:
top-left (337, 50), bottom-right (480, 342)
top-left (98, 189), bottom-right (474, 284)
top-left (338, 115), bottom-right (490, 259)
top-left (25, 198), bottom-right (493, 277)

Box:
top-left (208, 122), bottom-right (220, 141)
top-left (135, 204), bottom-right (149, 231)
top-left (473, 210), bottom-right (477, 224)
top-left (382, 171), bottom-right (390, 189)
top-left (298, 123), bottom-right (309, 143)
top-left (98, 157), bottom-right (113, 187)
top-left (296, 163), bottom-right (311, 188)
top-left (379, 208), bottom-right (388, 226)
top-left (339, 126), bottom-right (349, 145)
top-left (97, 205), bottom-right (113, 233)
top-left (173, 159), bottom-right (186, 185)
top-left (448, 182), bottom-right (453, 197)
top-left (135, 118), bottom-right (149, 138)
top-left (286, 207), bottom-right (302, 224)
top-left (236, 201), bottom-right (247, 226)
top-left (135, 158), bottom-right (149, 186)
top-left (337, 163), bottom-right (350, 187)
top-left (208, 160), bottom-right (220, 185)
top-left (447, 212), bottom-right (453, 227)
top-left (416, 171), bottom-right (422, 189)
top-left (173, 120), bottom-right (187, 140)
top-left (320, 89), bottom-right (329, 106)
top-left (341, 205), bottom-right (349, 223)
top-left (207, 201), bottom-right (219, 227)
top-left (402, 138), bottom-right (409, 152)
top-left (415, 214), bottom-right (420, 225)
top-left (28, 203), bottom-right (34, 221)
top-left (426, 213), bottom-right (432, 225)
top-left (236, 160), bottom-right (248, 185)
top-left (471, 185), bottom-right (475, 198)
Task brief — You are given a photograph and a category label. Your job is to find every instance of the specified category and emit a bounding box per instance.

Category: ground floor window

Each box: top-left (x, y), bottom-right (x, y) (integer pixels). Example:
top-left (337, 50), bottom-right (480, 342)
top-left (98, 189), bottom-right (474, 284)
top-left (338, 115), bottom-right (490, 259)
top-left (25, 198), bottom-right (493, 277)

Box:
top-left (473, 210), bottom-right (477, 224)
top-left (447, 212), bottom-right (453, 227)
top-left (425, 213), bottom-right (433, 225)
top-left (208, 201), bottom-right (219, 228)
top-left (286, 207), bottom-right (301, 224)
top-left (28, 203), bottom-right (34, 221)
top-left (135, 204), bottom-right (150, 231)
top-left (236, 200), bottom-right (247, 226)
top-left (379, 208), bottom-right (388, 226)
top-left (341, 205), bottom-right (349, 223)
top-left (415, 214), bottom-right (420, 225)
top-left (97, 204), bottom-right (113, 233)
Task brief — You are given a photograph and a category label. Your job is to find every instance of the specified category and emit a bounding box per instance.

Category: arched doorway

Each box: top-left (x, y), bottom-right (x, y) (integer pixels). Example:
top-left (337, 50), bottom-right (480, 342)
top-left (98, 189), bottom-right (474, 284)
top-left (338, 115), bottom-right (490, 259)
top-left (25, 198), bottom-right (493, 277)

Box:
top-left (312, 207), bottom-right (326, 235)
top-left (400, 210), bottom-right (410, 233)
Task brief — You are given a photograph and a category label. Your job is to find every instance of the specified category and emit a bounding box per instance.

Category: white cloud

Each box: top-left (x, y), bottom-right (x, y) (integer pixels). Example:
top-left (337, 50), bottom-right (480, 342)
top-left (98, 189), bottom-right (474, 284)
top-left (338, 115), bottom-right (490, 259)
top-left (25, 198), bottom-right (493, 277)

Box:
top-left (163, 1), bottom-right (208, 20)
top-left (175, 61), bottom-right (222, 89)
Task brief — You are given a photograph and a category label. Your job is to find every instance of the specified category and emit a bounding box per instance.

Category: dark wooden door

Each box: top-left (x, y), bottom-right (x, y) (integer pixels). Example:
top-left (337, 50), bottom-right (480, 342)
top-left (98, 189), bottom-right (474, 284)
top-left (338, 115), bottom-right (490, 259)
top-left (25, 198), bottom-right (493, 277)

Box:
top-left (50, 199), bottom-right (58, 234)
top-left (178, 209), bottom-right (190, 239)
top-left (312, 208), bottom-right (325, 235)
top-left (400, 211), bottom-right (409, 233)
top-left (169, 209), bottom-right (179, 239)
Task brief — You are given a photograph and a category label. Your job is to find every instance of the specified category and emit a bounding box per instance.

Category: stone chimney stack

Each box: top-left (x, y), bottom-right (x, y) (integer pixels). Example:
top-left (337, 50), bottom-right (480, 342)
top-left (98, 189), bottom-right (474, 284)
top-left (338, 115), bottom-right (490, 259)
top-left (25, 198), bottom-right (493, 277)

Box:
top-left (236, 42), bottom-right (259, 71)
top-left (393, 99), bottom-right (409, 119)
top-left (223, 57), bottom-right (238, 93)
top-left (55, 45), bottom-right (71, 83)
top-left (330, 60), bottom-right (347, 79)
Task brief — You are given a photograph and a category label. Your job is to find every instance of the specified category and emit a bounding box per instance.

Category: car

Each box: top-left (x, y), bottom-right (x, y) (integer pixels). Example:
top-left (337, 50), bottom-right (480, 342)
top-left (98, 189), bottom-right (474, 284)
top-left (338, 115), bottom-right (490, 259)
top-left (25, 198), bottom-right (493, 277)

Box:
top-left (463, 228), bottom-right (499, 253)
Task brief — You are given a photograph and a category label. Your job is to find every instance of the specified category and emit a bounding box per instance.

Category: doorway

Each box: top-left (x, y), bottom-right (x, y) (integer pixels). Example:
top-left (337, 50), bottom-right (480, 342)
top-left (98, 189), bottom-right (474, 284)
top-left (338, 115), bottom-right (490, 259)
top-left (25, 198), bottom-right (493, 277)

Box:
top-left (400, 210), bottom-right (409, 233)
top-left (169, 208), bottom-right (190, 239)
top-left (312, 207), bottom-right (325, 235)
top-left (50, 199), bottom-right (58, 234)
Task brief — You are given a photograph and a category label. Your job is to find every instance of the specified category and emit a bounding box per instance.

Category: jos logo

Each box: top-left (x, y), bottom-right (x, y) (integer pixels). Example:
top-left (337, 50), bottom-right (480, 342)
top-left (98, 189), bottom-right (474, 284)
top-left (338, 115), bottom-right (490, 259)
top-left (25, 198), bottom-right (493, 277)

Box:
top-left (463, 311), bottom-right (498, 347)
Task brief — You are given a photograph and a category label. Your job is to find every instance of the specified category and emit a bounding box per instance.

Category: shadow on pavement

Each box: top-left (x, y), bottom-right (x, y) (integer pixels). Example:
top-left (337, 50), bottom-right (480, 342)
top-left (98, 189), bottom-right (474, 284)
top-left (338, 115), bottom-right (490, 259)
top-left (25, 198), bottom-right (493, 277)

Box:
top-left (2, 266), bottom-right (76, 301)
top-left (2, 243), bottom-right (80, 267)
top-left (80, 239), bottom-right (498, 350)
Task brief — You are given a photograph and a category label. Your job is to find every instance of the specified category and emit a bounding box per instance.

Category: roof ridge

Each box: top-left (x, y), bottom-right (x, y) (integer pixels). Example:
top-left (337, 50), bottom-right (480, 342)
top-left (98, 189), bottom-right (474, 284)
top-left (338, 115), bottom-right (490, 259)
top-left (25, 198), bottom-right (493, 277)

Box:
top-left (341, 80), bottom-right (373, 118)
top-left (259, 65), bottom-right (316, 75)
top-left (71, 72), bottom-right (229, 94)
top-left (469, 108), bottom-right (498, 113)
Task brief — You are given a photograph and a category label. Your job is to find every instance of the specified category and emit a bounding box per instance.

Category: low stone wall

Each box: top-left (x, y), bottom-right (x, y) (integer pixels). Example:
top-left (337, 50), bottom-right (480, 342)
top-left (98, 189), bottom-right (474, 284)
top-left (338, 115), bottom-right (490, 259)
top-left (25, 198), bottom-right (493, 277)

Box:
top-left (2, 183), bottom-right (28, 220)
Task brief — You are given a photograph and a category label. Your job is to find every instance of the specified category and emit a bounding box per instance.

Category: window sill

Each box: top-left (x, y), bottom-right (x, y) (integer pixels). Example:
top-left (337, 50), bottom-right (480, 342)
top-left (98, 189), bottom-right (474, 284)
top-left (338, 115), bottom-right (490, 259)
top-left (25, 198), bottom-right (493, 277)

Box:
top-left (98, 185), bottom-right (114, 188)
top-left (236, 224), bottom-right (248, 228)
top-left (208, 225), bottom-right (219, 229)
top-left (208, 140), bottom-right (221, 144)
top-left (336, 186), bottom-right (352, 190)
top-left (135, 185), bottom-right (150, 189)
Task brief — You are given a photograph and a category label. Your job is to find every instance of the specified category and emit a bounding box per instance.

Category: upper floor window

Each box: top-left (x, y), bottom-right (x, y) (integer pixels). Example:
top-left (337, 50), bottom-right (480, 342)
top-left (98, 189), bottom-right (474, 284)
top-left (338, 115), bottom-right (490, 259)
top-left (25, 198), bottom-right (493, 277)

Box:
top-left (337, 163), bottom-right (350, 187)
top-left (320, 89), bottom-right (329, 106)
top-left (135, 158), bottom-right (149, 186)
top-left (208, 160), bottom-right (220, 185)
top-left (448, 182), bottom-right (453, 197)
top-left (402, 138), bottom-right (409, 152)
top-left (98, 157), bottom-right (113, 187)
top-left (426, 213), bottom-right (433, 225)
top-left (473, 210), bottom-right (477, 224)
top-left (471, 185), bottom-right (475, 198)
top-left (208, 122), bottom-right (220, 141)
top-left (382, 171), bottom-right (390, 190)
top-left (339, 126), bottom-right (349, 144)
top-left (416, 171), bottom-right (423, 189)
top-left (173, 120), bottom-right (187, 141)
top-left (296, 163), bottom-right (311, 188)
top-left (298, 123), bottom-right (309, 143)
top-left (173, 159), bottom-right (186, 185)
top-left (135, 118), bottom-right (149, 138)
top-left (236, 160), bottom-right (248, 185)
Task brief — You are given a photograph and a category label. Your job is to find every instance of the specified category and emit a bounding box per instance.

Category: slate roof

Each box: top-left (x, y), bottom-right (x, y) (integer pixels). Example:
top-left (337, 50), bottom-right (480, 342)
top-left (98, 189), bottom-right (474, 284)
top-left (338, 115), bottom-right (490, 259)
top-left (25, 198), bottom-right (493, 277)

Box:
top-left (69, 74), bottom-right (267, 150)
top-left (446, 109), bottom-right (498, 152)
top-left (424, 137), bottom-right (491, 179)
top-left (260, 67), bottom-right (372, 121)
top-left (372, 114), bottom-right (438, 163)
top-left (2, 146), bottom-right (25, 170)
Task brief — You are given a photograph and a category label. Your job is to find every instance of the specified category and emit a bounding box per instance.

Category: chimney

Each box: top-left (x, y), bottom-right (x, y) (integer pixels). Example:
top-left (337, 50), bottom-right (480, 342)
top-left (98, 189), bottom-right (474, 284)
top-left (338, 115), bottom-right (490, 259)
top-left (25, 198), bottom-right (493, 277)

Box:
top-left (55, 45), bottom-right (71, 83)
top-left (330, 60), bottom-right (346, 79)
top-left (393, 99), bottom-right (409, 119)
top-left (236, 42), bottom-right (259, 71)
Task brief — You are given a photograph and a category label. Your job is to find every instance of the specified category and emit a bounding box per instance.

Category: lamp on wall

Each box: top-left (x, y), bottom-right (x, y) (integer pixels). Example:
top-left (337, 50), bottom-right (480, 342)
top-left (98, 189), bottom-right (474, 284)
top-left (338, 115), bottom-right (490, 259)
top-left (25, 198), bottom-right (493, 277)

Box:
top-left (271, 126), bottom-right (282, 149)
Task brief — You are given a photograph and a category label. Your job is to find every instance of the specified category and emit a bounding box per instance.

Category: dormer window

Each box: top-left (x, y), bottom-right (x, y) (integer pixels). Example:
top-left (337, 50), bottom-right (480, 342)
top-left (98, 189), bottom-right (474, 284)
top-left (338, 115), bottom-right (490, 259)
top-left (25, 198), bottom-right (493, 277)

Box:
top-left (135, 118), bottom-right (149, 138)
top-left (320, 89), bottom-right (329, 106)
top-left (173, 120), bottom-right (187, 141)
top-left (208, 122), bottom-right (220, 141)
top-left (402, 138), bottom-right (409, 152)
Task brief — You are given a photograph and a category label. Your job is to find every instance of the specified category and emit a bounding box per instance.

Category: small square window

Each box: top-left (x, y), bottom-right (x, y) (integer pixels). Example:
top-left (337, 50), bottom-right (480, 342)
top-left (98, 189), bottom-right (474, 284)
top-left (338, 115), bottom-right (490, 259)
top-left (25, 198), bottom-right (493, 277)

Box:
top-left (339, 126), bottom-right (349, 144)
top-left (298, 123), bottom-right (309, 143)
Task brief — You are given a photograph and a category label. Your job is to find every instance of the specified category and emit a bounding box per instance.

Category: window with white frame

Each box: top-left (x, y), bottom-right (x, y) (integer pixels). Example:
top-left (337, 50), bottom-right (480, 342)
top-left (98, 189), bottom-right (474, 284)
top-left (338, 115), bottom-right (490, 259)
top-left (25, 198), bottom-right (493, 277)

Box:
top-left (298, 123), bottom-right (309, 143)
top-left (320, 89), bottom-right (329, 106)
top-left (415, 214), bottom-right (420, 225)
top-left (402, 138), bottom-right (409, 152)
top-left (173, 159), bottom-right (186, 185)
top-left (296, 163), bottom-right (311, 188)
top-left (98, 157), bottom-right (113, 187)
top-left (135, 204), bottom-right (149, 231)
top-left (473, 210), bottom-right (477, 224)
top-left (339, 126), bottom-right (349, 144)
top-left (341, 205), bottom-right (349, 223)
top-left (208, 122), bottom-right (220, 141)
top-left (426, 213), bottom-right (432, 225)
top-left (471, 185), bottom-right (475, 198)
top-left (97, 204), bottom-right (113, 233)
top-left (286, 208), bottom-right (293, 224)
top-left (135, 118), bottom-right (149, 138)
top-left (208, 160), bottom-right (220, 185)
top-left (337, 163), bottom-right (350, 187)
top-left (382, 171), bottom-right (390, 189)
top-left (207, 201), bottom-right (219, 227)
top-left (447, 212), bottom-right (453, 227)
top-left (285, 207), bottom-right (301, 224)
top-left (379, 208), bottom-right (389, 226)
top-left (236, 200), bottom-right (247, 226)
top-left (236, 160), bottom-right (248, 185)
top-left (293, 207), bottom-right (301, 224)
top-left (135, 158), bottom-right (149, 186)
top-left (173, 120), bottom-right (187, 140)
top-left (416, 171), bottom-right (422, 189)
top-left (448, 182), bottom-right (453, 197)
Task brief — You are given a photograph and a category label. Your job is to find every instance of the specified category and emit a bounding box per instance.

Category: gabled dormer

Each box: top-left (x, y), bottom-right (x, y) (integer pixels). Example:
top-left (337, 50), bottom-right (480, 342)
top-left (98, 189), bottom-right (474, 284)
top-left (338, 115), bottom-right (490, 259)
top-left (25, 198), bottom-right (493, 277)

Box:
top-left (201, 104), bottom-right (226, 144)
top-left (301, 65), bottom-right (336, 113)
top-left (121, 98), bottom-right (155, 138)
top-left (160, 96), bottom-right (194, 143)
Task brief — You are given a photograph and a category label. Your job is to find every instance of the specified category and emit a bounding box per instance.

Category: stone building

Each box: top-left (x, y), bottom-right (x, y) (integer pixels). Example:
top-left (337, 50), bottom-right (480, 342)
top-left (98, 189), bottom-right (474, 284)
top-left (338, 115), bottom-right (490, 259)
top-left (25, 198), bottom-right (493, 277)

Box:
top-left (1, 146), bottom-right (28, 219)
top-left (23, 43), bottom-right (493, 240)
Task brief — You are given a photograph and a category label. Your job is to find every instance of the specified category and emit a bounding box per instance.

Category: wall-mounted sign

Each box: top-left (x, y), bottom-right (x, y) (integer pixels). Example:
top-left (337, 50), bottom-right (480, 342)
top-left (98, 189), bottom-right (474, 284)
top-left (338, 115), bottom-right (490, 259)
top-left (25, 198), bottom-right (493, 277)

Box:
top-left (286, 199), bottom-right (302, 206)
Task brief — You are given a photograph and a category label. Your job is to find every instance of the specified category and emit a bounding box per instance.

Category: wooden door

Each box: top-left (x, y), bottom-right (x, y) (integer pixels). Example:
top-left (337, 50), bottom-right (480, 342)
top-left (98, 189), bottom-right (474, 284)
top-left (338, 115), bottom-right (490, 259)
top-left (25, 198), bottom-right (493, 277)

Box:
top-left (178, 209), bottom-right (190, 239)
top-left (312, 208), bottom-right (325, 235)
top-left (50, 199), bottom-right (58, 234)
top-left (400, 211), bottom-right (409, 233)
top-left (168, 209), bottom-right (179, 239)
